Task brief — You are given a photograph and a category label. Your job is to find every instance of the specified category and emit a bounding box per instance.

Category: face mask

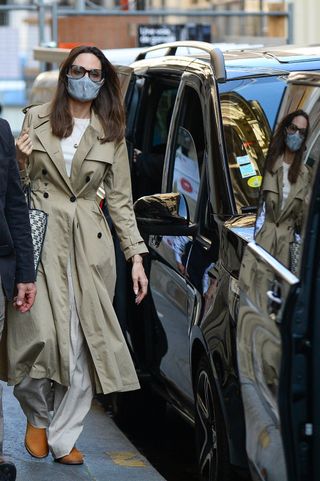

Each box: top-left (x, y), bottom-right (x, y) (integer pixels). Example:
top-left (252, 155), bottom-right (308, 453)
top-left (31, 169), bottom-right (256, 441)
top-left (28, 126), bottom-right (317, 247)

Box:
top-left (66, 75), bottom-right (104, 102)
top-left (285, 131), bottom-right (304, 152)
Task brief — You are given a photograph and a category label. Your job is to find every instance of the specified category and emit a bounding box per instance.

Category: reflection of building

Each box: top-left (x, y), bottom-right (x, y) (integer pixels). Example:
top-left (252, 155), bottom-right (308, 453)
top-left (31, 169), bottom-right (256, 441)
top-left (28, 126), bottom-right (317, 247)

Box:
top-left (220, 91), bottom-right (271, 213)
top-left (290, 0), bottom-right (320, 45)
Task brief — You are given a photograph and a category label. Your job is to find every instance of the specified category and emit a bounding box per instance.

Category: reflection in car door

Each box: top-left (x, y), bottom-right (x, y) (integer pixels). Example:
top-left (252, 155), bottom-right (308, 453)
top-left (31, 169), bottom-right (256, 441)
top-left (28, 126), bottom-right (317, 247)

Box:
top-left (149, 77), bottom-right (220, 411)
top-left (237, 79), bottom-right (320, 481)
top-left (238, 240), bottom-right (298, 480)
top-left (147, 78), bottom-right (211, 407)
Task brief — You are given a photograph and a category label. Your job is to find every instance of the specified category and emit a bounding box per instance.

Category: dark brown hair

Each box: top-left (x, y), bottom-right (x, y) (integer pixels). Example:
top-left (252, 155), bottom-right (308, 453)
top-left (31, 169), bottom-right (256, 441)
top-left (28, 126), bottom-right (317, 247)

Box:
top-left (265, 109), bottom-right (309, 183)
top-left (50, 45), bottom-right (125, 143)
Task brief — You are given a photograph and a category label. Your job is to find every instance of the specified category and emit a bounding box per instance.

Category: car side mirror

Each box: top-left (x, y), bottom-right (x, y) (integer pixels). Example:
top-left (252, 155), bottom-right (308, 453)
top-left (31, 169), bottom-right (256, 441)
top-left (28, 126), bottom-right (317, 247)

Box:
top-left (134, 192), bottom-right (198, 236)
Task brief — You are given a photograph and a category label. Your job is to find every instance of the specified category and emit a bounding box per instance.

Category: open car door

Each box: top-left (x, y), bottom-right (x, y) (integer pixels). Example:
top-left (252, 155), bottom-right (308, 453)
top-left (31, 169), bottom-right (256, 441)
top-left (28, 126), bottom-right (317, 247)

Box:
top-left (237, 71), bottom-right (320, 481)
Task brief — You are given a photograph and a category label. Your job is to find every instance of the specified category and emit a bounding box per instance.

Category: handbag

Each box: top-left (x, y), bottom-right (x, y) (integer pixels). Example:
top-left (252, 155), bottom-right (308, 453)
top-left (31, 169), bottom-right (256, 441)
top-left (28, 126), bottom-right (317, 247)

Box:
top-left (24, 184), bottom-right (48, 274)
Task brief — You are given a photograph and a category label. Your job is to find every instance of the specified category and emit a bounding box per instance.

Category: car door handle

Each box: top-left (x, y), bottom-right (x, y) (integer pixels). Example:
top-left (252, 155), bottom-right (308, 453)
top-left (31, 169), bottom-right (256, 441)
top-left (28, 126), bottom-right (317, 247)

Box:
top-left (267, 289), bottom-right (282, 321)
top-left (266, 290), bottom-right (282, 306)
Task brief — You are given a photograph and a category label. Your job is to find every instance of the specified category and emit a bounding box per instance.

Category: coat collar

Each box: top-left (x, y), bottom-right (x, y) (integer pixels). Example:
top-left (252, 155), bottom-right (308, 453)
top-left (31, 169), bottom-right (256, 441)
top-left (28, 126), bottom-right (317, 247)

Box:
top-left (263, 154), bottom-right (309, 220)
top-left (32, 104), bottom-right (73, 191)
top-left (270, 155), bottom-right (284, 175)
top-left (32, 103), bottom-right (105, 193)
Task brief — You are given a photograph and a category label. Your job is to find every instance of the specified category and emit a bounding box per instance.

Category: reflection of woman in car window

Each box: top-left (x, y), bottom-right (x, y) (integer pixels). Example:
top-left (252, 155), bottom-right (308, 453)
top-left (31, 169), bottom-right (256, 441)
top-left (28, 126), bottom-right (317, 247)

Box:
top-left (256, 110), bottom-right (310, 269)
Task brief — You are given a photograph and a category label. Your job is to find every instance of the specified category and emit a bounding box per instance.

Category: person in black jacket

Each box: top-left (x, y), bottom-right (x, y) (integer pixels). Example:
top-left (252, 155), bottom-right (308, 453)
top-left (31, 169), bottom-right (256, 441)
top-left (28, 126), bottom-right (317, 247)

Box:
top-left (0, 118), bottom-right (37, 481)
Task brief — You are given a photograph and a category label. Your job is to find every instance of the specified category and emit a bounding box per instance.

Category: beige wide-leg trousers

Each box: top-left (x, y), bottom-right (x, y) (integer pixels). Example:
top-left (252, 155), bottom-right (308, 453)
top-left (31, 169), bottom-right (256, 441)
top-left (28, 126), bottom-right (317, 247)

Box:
top-left (14, 263), bottom-right (93, 459)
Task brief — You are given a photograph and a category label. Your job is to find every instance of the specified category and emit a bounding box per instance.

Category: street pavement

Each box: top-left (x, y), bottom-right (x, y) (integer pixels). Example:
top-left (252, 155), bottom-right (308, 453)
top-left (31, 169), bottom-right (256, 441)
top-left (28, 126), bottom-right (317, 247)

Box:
top-left (1, 383), bottom-right (167, 481)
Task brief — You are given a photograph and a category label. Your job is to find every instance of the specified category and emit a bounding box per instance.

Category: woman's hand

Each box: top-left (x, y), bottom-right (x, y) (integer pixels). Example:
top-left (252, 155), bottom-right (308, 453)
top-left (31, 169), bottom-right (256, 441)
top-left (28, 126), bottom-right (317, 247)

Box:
top-left (13, 282), bottom-right (37, 313)
top-left (16, 128), bottom-right (33, 170)
top-left (131, 255), bottom-right (148, 305)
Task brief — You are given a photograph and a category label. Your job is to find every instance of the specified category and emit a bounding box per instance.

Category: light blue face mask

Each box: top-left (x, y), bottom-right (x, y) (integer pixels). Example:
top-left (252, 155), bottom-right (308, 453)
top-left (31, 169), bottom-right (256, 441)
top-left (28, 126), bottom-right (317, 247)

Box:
top-left (66, 75), bottom-right (104, 102)
top-left (285, 131), bottom-right (304, 152)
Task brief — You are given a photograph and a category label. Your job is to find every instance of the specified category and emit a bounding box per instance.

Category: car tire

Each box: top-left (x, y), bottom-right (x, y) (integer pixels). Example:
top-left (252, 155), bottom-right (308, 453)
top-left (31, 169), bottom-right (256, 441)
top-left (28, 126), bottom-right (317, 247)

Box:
top-left (194, 355), bottom-right (232, 481)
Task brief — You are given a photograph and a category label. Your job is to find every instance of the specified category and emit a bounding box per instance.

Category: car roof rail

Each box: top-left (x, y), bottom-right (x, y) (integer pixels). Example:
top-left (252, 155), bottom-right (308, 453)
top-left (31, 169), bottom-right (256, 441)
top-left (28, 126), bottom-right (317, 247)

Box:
top-left (135, 41), bottom-right (226, 83)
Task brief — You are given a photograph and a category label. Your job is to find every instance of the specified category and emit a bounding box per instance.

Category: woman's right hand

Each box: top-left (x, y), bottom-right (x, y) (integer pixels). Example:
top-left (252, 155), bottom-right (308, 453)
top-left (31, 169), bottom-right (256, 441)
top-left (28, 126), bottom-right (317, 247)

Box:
top-left (16, 128), bottom-right (33, 170)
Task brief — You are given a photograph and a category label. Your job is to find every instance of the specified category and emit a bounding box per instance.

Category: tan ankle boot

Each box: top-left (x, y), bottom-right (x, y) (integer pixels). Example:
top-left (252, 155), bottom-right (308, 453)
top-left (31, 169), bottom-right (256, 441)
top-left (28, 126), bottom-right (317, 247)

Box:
top-left (55, 447), bottom-right (84, 465)
top-left (25, 422), bottom-right (49, 458)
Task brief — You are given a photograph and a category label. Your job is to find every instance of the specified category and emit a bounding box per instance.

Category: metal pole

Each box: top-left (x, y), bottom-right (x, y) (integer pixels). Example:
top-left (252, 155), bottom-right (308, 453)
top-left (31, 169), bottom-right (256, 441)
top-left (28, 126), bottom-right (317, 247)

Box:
top-left (76, 0), bottom-right (86, 12)
top-left (259, 0), bottom-right (263, 36)
top-left (38, 0), bottom-right (46, 46)
top-left (287, 2), bottom-right (294, 44)
top-left (51, 2), bottom-right (58, 46)
top-left (53, 8), bottom-right (289, 17)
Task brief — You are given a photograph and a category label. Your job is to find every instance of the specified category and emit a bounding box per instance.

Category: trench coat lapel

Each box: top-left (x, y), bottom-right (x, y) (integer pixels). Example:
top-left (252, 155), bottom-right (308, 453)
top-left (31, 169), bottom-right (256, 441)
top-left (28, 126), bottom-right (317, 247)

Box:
top-left (33, 107), bottom-right (74, 193)
top-left (69, 112), bottom-right (105, 190)
top-left (279, 167), bottom-right (307, 220)
top-left (264, 156), bottom-right (283, 220)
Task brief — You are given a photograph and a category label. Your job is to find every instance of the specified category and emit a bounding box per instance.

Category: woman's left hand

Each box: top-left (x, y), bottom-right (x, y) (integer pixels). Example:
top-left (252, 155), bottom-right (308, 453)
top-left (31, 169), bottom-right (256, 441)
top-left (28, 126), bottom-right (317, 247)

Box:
top-left (131, 255), bottom-right (148, 305)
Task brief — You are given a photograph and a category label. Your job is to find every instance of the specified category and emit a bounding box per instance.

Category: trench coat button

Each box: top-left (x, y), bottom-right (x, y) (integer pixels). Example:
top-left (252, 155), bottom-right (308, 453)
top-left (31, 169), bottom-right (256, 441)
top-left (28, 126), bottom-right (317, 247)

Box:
top-left (85, 176), bottom-right (90, 183)
top-left (97, 232), bottom-right (102, 239)
top-left (42, 168), bottom-right (47, 175)
top-left (43, 192), bottom-right (49, 199)
top-left (70, 195), bottom-right (76, 202)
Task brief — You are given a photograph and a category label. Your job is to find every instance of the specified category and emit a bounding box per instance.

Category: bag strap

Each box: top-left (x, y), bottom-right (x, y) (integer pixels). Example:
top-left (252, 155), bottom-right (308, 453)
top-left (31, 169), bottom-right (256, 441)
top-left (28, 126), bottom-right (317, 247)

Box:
top-left (23, 183), bottom-right (32, 209)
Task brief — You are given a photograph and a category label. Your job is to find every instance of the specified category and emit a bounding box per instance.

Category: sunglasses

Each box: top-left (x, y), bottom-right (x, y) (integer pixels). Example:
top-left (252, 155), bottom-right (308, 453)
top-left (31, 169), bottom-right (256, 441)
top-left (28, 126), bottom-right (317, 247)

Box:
top-left (286, 123), bottom-right (307, 137)
top-left (68, 64), bottom-right (103, 83)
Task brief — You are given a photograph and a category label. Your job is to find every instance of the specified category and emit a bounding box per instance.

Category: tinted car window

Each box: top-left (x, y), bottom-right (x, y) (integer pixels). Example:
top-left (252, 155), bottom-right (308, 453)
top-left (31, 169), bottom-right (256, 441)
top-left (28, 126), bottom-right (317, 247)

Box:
top-left (152, 87), bottom-right (177, 149)
top-left (219, 76), bottom-right (287, 214)
top-left (169, 86), bottom-right (205, 222)
top-left (172, 127), bottom-right (201, 222)
top-left (128, 78), bottom-right (178, 200)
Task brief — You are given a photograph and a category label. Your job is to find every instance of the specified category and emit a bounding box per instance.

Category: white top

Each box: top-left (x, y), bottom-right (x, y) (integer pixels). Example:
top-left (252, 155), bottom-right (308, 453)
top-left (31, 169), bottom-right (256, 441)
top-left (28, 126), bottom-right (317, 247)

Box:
top-left (282, 162), bottom-right (291, 209)
top-left (60, 118), bottom-right (90, 177)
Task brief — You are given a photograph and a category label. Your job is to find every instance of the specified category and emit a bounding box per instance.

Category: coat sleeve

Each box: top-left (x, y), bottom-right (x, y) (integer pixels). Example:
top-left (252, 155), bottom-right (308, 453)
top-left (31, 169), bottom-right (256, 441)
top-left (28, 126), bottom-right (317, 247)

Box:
top-left (103, 139), bottom-right (148, 261)
top-left (3, 119), bottom-right (36, 284)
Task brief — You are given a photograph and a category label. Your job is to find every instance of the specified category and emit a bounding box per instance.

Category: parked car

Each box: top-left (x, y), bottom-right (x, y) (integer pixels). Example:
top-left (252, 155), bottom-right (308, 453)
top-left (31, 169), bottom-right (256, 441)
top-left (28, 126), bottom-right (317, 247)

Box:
top-left (115, 42), bottom-right (320, 481)
top-left (237, 71), bottom-right (320, 481)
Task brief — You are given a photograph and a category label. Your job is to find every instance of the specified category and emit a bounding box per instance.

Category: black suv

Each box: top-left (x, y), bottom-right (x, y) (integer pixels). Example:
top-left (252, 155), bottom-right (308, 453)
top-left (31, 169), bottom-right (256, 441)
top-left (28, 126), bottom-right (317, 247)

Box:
top-left (113, 42), bottom-right (320, 481)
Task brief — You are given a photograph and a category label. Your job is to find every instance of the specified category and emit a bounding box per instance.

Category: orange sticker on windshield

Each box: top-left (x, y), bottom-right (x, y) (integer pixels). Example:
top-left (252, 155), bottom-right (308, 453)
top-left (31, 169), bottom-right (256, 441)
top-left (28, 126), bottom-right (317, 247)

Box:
top-left (247, 175), bottom-right (262, 188)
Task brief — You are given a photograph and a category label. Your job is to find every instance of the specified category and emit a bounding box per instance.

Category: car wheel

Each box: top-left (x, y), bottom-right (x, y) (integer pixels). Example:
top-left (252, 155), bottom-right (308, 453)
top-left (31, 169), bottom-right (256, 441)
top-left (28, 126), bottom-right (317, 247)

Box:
top-left (194, 355), bottom-right (231, 481)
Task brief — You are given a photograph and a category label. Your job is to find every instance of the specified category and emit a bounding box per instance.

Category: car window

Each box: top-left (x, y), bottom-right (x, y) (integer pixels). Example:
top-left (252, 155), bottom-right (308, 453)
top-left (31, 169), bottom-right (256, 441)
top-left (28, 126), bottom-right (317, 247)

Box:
top-left (128, 78), bottom-right (178, 200)
top-left (169, 86), bottom-right (205, 223)
top-left (219, 76), bottom-right (287, 214)
top-left (152, 88), bottom-right (177, 149)
top-left (125, 76), bottom-right (145, 139)
top-left (253, 79), bottom-right (320, 276)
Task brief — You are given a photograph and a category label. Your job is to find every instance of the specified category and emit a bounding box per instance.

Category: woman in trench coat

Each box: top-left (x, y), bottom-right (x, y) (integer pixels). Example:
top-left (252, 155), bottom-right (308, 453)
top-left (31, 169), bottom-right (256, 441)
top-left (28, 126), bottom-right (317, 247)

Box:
top-left (1, 45), bottom-right (148, 464)
top-left (256, 109), bottom-right (310, 269)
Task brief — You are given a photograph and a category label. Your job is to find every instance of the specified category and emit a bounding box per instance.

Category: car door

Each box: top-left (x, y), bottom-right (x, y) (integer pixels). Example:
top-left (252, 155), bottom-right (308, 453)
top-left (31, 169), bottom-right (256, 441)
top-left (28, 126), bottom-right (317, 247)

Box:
top-left (150, 77), bottom-right (206, 401)
top-left (124, 71), bottom-right (179, 200)
top-left (137, 72), bottom-right (216, 411)
top-left (237, 73), bottom-right (320, 481)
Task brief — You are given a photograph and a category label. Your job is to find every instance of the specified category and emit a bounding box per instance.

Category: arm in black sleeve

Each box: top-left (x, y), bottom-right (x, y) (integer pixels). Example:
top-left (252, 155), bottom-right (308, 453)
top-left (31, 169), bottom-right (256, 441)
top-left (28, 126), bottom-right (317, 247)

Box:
top-left (3, 120), bottom-right (35, 283)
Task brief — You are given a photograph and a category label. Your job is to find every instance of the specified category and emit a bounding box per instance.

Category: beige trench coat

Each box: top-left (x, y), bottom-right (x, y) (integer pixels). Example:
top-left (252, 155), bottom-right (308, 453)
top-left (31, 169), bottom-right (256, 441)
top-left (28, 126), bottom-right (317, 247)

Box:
top-left (255, 156), bottom-right (310, 268)
top-left (0, 102), bottom-right (148, 394)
